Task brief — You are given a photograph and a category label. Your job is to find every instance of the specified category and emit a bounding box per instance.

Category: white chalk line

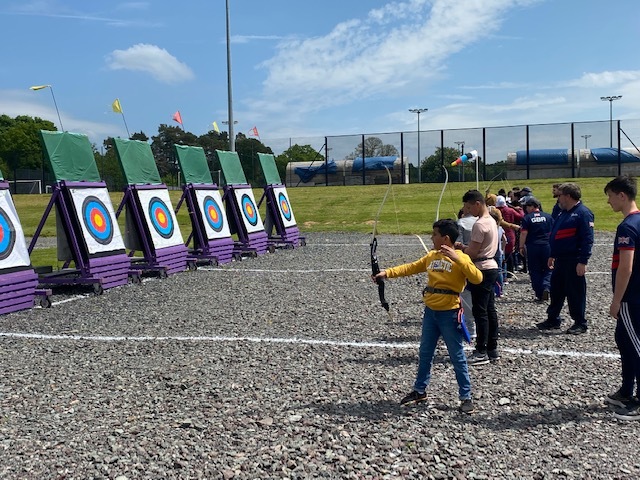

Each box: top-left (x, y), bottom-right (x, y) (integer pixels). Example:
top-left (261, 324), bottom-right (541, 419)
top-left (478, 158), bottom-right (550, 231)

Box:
top-left (200, 267), bottom-right (368, 273)
top-left (0, 331), bottom-right (620, 359)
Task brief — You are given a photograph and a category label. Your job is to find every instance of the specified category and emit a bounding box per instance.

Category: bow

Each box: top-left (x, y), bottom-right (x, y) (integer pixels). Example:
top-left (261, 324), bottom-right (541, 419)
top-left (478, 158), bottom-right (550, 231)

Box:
top-left (435, 163), bottom-right (449, 221)
top-left (370, 166), bottom-right (392, 314)
top-left (483, 171), bottom-right (504, 195)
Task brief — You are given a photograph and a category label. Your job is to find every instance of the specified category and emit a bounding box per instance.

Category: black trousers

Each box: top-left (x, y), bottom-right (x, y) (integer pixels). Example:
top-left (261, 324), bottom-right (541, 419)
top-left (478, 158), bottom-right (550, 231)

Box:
top-left (468, 268), bottom-right (500, 353)
top-left (546, 258), bottom-right (587, 326)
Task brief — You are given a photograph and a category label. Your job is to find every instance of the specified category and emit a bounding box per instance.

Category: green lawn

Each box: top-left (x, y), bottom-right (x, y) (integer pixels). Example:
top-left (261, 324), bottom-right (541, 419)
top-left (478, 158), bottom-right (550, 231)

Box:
top-left (12, 177), bottom-right (620, 269)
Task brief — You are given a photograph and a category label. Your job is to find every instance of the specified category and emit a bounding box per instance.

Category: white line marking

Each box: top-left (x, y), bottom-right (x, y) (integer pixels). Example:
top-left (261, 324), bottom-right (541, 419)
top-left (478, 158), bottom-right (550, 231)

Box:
top-left (200, 267), bottom-right (368, 273)
top-left (0, 332), bottom-right (620, 359)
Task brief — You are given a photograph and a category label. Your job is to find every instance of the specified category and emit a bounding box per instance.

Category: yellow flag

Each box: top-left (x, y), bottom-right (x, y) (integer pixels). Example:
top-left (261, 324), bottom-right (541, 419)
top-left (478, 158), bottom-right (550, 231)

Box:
top-left (212, 121), bottom-right (220, 133)
top-left (30, 85), bottom-right (50, 91)
top-left (112, 98), bottom-right (123, 114)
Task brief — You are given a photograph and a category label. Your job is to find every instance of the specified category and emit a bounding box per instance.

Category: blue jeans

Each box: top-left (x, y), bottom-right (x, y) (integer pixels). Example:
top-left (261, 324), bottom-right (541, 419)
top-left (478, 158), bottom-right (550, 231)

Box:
top-left (414, 307), bottom-right (472, 400)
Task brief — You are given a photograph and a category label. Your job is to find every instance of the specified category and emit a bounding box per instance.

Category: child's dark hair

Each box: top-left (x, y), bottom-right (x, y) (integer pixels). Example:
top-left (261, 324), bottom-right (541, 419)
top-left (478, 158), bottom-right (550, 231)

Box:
top-left (432, 219), bottom-right (459, 243)
top-left (604, 175), bottom-right (637, 200)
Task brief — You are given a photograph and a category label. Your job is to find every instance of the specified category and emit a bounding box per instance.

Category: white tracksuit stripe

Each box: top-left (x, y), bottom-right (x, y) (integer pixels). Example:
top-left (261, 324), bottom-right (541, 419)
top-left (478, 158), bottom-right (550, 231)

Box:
top-left (620, 302), bottom-right (640, 357)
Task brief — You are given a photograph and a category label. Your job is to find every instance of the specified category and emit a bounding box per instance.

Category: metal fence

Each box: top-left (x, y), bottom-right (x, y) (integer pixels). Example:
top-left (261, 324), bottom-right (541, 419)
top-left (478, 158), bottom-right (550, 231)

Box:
top-left (264, 119), bottom-right (640, 187)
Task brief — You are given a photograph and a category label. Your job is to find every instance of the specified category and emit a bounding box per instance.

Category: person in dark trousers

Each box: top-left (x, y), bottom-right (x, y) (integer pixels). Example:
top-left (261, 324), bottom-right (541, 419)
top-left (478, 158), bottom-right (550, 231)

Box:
top-left (537, 183), bottom-right (594, 334)
top-left (603, 175), bottom-right (640, 421)
top-left (519, 197), bottom-right (554, 302)
top-left (455, 190), bottom-right (500, 365)
top-left (373, 219), bottom-right (483, 414)
top-left (551, 183), bottom-right (562, 220)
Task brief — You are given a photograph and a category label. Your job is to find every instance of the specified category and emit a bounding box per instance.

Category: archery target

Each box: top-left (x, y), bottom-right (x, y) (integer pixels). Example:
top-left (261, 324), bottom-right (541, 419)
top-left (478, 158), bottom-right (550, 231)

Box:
top-left (69, 187), bottom-right (126, 254)
top-left (0, 189), bottom-right (31, 269)
top-left (273, 186), bottom-right (297, 228)
top-left (194, 189), bottom-right (231, 239)
top-left (137, 188), bottom-right (184, 249)
top-left (232, 188), bottom-right (264, 234)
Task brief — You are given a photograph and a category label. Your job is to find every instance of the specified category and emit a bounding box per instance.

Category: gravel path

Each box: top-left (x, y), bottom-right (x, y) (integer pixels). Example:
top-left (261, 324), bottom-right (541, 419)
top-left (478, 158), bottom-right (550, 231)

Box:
top-left (1, 232), bottom-right (639, 479)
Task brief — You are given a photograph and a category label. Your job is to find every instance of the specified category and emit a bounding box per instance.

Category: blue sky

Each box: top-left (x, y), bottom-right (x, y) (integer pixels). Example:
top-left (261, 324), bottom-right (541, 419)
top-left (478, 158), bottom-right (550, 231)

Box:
top-left (1, 0), bottom-right (639, 157)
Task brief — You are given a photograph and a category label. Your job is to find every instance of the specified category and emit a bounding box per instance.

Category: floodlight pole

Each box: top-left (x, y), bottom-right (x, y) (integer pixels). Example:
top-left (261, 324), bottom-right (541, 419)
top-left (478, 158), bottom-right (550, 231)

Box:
top-left (409, 108), bottom-right (428, 183)
top-left (225, 0), bottom-right (235, 152)
top-left (600, 95), bottom-right (622, 148)
top-left (581, 134), bottom-right (591, 149)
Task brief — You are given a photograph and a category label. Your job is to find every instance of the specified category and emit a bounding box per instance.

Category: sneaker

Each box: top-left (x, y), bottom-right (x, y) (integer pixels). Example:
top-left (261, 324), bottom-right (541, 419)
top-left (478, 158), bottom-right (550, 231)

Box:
top-left (488, 349), bottom-right (501, 362)
top-left (467, 351), bottom-right (490, 366)
top-left (613, 400), bottom-right (640, 421)
top-left (537, 319), bottom-right (561, 331)
top-left (541, 290), bottom-right (550, 301)
top-left (605, 389), bottom-right (636, 408)
top-left (400, 390), bottom-right (427, 406)
top-left (459, 399), bottom-right (474, 414)
top-left (566, 323), bottom-right (587, 335)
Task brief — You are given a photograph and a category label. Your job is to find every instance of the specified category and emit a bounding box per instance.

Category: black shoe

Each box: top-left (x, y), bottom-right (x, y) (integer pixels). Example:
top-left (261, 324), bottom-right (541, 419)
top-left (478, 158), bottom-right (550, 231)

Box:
top-left (541, 290), bottom-right (550, 301)
top-left (566, 323), bottom-right (587, 335)
top-left (459, 398), bottom-right (474, 414)
top-left (466, 351), bottom-right (490, 366)
top-left (614, 399), bottom-right (640, 421)
top-left (400, 390), bottom-right (427, 406)
top-left (537, 320), bottom-right (561, 331)
top-left (605, 389), bottom-right (636, 408)
top-left (488, 349), bottom-right (501, 362)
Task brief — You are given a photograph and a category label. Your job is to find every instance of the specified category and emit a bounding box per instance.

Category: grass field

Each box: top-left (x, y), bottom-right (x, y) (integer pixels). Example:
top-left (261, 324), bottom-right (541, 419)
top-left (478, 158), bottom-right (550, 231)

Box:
top-left (12, 177), bottom-right (620, 268)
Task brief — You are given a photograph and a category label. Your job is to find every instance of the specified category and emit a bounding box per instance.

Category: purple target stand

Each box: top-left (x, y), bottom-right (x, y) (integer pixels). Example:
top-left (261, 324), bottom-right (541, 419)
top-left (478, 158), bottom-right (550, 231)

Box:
top-left (0, 180), bottom-right (51, 312)
top-left (222, 184), bottom-right (270, 259)
top-left (115, 184), bottom-right (187, 277)
top-left (28, 181), bottom-right (133, 295)
top-left (175, 183), bottom-right (234, 267)
top-left (257, 184), bottom-right (306, 250)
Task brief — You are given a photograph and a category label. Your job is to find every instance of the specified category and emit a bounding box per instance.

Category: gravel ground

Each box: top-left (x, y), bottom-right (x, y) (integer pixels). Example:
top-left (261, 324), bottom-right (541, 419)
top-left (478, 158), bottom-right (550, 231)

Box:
top-left (1, 231), bottom-right (639, 479)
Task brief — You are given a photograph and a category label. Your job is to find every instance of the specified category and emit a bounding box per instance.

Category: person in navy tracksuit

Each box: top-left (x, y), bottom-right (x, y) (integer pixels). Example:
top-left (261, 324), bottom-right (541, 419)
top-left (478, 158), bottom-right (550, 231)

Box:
top-left (518, 197), bottom-right (554, 301)
top-left (537, 183), bottom-right (594, 334)
top-left (604, 175), bottom-right (640, 421)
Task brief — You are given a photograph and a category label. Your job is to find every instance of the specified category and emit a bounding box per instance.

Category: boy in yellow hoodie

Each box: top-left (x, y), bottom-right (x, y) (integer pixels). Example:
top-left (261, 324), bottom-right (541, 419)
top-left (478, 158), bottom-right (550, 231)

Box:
top-left (373, 219), bottom-right (483, 413)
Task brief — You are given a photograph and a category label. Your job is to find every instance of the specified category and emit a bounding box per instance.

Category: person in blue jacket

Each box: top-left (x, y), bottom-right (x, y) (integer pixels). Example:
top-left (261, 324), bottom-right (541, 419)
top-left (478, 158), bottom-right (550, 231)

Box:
top-left (537, 183), bottom-right (594, 334)
top-left (518, 197), bottom-right (554, 302)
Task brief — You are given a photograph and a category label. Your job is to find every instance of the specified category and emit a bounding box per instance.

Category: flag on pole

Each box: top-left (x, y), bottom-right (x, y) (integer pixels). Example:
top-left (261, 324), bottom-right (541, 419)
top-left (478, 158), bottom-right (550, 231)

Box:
top-left (112, 98), bottom-right (123, 114)
top-left (212, 121), bottom-right (220, 133)
top-left (172, 111), bottom-right (183, 125)
top-left (249, 126), bottom-right (260, 138)
top-left (29, 85), bottom-right (50, 91)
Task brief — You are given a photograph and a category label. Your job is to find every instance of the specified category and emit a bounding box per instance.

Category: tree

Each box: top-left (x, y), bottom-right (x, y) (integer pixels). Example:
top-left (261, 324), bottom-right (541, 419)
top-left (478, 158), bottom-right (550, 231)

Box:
top-left (420, 147), bottom-right (482, 183)
top-left (345, 137), bottom-right (399, 160)
top-left (233, 135), bottom-right (273, 185)
top-left (0, 115), bottom-right (56, 179)
top-left (150, 124), bottom-right (198, 182)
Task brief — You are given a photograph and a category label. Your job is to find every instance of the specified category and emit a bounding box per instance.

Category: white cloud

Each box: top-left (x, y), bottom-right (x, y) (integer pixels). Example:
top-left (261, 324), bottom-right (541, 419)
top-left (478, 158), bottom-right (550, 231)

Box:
top-left (568, 70), bottom-right (640, 89)
top-left (105, 44), bottom-right (194, 84)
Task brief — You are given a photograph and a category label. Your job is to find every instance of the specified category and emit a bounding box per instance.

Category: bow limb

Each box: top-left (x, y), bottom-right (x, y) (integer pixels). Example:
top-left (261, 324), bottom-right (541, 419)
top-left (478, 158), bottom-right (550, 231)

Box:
top-left (415, 234), bottom-right (429, 253)
top-left (435, 164), bottom-right (449, 221)
top-left (370, 166), bottom-right (392, 313)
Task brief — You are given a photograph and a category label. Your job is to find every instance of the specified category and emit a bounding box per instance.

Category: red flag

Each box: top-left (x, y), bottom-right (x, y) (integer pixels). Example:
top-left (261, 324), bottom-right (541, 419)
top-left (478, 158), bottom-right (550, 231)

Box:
top-left (249, 126), bottom-right (259, 137)
top-left (172, 111), bottom-right (183, 125)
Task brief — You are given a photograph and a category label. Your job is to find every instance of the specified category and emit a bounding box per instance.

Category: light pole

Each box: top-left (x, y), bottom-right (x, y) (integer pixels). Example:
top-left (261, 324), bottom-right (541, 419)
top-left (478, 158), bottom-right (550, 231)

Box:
top-left (29, 84), bottom-right (64, 131)
top-left (581, 134), bottom-right (591, 149)
top-left (409, 108), bottom-right (428, 183)
top-left (454, 141), bottom-right (465, 182)
top-left (600, 95), bottom-right (622, 148)
top-left (225, 0), bottom-right (235, 152)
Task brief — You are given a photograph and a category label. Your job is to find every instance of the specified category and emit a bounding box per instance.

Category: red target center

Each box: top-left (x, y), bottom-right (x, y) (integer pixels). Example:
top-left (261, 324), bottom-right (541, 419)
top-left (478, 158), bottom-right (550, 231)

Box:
top-left (90, 208), bottom-right (107, 233)
top-left (208, 205), bottom-right (219, 222)
top-left (0, 227), bottom-right (4, 243)
top-left (155, 208), bottom-right (169, 228)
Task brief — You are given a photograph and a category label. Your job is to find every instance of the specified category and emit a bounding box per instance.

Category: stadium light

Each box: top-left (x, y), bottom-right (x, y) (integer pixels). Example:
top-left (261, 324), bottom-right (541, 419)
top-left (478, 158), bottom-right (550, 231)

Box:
top-left (409, 108), bottom-right (428, 183)
top-left (600, 95), bottom-right (622, 148)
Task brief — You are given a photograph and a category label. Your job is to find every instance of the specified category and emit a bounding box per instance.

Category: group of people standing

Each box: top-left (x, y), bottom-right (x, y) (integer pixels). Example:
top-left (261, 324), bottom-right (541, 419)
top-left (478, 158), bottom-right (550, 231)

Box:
top-left (372, 175), bottom-right (640, 422)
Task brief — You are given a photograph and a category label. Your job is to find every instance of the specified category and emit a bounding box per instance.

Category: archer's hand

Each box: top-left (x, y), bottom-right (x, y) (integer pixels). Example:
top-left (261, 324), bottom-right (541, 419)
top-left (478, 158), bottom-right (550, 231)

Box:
top-left (372, 272), bottom-right (387, 282)
top-left (439, 244), bottom-right (459, 262)
top-left (576, 263), bottom-right (587, 277)
top-left (609, 301), bottom-right (620, 319)
top-left (548, 257), bottom-right (555, 270)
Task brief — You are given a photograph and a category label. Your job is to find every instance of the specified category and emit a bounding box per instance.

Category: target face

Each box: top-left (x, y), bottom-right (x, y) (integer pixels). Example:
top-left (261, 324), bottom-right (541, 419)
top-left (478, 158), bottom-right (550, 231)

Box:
top-left (194, 189), bottom-right (231, 239)
top-left (0, 208), bottom-right (16, 261)
top-left (232, 188), bottom-right (264, 233)
top-left (137, 188), bottom-right (184, 249)
top-left (148, 196), bottom-right (174, 239)
top-left (0, 189), bottom-right (31, 269)
top-left (241, 194), bottom-right (258, 226)
top-left (273, 186), bottom-right (297, 228)
top-left (82, 196), bottom-right (113, 245)
top-left (69, 187), bottom-right (125, 255)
